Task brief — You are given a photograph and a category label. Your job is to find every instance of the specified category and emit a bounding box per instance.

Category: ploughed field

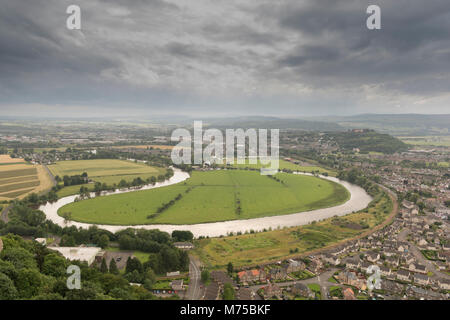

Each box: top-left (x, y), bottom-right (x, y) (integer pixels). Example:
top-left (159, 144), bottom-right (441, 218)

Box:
top-left (58, 169), bottom-right (350, 225)
top-left (0, 155), bottom-right (53, 200)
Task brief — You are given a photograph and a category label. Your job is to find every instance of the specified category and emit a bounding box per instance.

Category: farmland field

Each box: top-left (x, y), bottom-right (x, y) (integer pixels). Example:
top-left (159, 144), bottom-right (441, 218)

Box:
top-left (0, 156), bottom-right (54, 200)
top-left (58, 169), bottom-right (349, 225)
top-left (399, 135), bottom-right (450, 147)
top-left (0, 154), bottom-right (25, 165)
top-left (48, 159), bottom-right (166, 197)
top-left (111, 145), bottom-right (174, 150)
top-left (217, 159), bottom-right (335, 176)
top-left (193, 191), bottom-right (393, 268)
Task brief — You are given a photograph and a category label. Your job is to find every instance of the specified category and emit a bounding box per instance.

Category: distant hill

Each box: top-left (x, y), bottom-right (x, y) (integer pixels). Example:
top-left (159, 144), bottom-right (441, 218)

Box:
top-left (310, 114), bottom-right (450, 136)
top-left (326, 130), bottom-right (409, 154)
top-left (202, 116), bottom-right (345, 131)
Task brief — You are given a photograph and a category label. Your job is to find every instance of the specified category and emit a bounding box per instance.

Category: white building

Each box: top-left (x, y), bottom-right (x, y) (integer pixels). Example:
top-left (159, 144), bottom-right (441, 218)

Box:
top-left (49, 247), bottom-right (102, 266)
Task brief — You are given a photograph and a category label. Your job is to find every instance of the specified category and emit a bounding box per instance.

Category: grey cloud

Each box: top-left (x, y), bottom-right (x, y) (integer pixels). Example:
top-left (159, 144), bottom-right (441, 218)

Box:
top-left (0, 0), bottom-right (449, 117)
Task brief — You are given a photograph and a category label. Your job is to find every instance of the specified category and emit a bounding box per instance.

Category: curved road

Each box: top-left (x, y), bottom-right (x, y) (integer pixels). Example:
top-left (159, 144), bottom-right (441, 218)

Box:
top-left (39, 169), bottom-right (372, 238)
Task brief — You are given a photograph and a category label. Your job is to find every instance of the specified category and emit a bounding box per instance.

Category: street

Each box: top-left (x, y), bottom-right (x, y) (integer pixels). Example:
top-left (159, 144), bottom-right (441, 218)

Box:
top-left (186, 255), bottom-right (203, 300)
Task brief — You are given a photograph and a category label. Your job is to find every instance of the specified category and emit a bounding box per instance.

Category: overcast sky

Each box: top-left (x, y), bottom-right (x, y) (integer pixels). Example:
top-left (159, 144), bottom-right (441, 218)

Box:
top-left (0, 0), bottom-right (449, 118)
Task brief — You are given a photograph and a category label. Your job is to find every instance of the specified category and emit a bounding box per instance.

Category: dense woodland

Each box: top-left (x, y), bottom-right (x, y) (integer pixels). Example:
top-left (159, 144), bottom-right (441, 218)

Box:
top-left (0, 197), bottom-right (190, 300)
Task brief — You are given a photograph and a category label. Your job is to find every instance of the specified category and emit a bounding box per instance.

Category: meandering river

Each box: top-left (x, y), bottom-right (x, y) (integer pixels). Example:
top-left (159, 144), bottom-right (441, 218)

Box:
top-left (39, 168), bottom-right (372, 237)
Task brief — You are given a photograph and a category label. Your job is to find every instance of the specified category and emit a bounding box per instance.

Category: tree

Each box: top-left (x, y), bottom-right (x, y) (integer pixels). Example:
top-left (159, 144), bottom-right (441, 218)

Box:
top-left (222, 283), bottom-right (235, 300)
top-left (62, 211), bottom-right (72, 224)
top-left (0, 273), bottom-right (18, 300)
top-left (125, 257), bottom-right (143, 275)
top-left (201, 270), bottom-right (210, 283)
top-left (144, 269), bottom-right (156, 287)
top-left (100, 258), bottom-right (108, 273)
top-left (42, 253), bottom-right (67, 277)
top-left (171, 230), bottom-right (194, 242)
top-left (160, 247), bottom-right (179, 271)
top-left (109, 258), bottom-right (119, 275)
top-left (227, 262), bottom-right (233, 276)
top-left (97, 234), bottom-right (109, 249)
top-left (15, 268), bottom-right (43, 298)
top-left (60, 234), bottom-right (76, 247)
top-left (0, 247), bottom-right (37, 270)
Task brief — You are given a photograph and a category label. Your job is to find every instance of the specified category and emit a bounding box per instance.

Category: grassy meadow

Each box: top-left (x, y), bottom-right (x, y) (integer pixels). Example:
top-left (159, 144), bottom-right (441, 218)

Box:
top-left (217, 159), bottom-right (335, 176)
top-left (58, 169), bottom-right (349, 225)
top-left (192, 191), bottom-right (393, 268)
top-left (49, 159), bottom-right (166, 197)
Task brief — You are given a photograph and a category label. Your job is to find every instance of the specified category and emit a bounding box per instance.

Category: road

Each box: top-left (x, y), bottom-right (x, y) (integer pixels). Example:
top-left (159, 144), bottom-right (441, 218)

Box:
top-left (43, 164), bottom-right (57, 187)
top-left (186, 255), bottom-right (203, 300)
top-left (0, 204), bottom-right (12, 223)
top-left (398, 227), bottom-right (447, 280)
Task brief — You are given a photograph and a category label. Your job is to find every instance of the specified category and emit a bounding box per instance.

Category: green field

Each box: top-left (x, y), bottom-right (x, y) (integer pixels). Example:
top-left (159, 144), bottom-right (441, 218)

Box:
top-left (399, 136), bottom-right (450, 147)
top-left (49, 159), bottom-right (166, 197)
top-left (218, 159), bottom-right (335, 176)
top-left (193, 190), bottom-right (392, 268)
top-left (49, 159), bottom-right (164, 179)
top-left (58, 169), bottom-right (349, 225)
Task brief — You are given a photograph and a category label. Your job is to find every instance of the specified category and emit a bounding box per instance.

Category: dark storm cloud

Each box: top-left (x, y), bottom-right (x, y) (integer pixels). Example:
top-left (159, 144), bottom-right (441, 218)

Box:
top-left (265, 0), bottom-right (450, 96)
top-left (0, 0), bottom-right (449, 116)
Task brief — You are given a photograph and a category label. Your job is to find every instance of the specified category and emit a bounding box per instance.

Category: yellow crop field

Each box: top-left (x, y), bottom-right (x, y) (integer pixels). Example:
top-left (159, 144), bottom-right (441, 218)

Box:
top-left (0, 154), bottom-right (25, 164)
top-left (0, 162), bottom-right (53, 200)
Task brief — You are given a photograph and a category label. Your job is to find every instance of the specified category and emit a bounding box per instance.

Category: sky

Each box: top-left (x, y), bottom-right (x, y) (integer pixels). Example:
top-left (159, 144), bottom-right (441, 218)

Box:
top-left (0, 0), bottom-right (449, 118)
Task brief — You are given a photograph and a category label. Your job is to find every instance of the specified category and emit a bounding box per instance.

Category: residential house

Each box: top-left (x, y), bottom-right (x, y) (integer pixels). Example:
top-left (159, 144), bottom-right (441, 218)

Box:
top-left (211, 271), bottom-right (233, 285)
top-left (396, 270), bottom-right (410, 282)
top-left (401, 254), bottom-right (415, 266)
top-left (408, 263), bottom-right (427, 274)
top-left (338, 271), bottom-right (366, 290)
top-left (366, 251), bottom-right (380, 263)
top-left (292, 283), bottom-right (312, 298)
top-left (383, 248), bottom-right (397, 257)
top-left (307, 258), bottom-right (323, 274)
top-left (171, 279), bottom-right (184, 291)
top-left (285, 259), bottom-right (305, 273)
top-left (437, 251), bottom-right (450, 262)
top-left (386, 256), bottom-right (400, 267)
top-left (380, 266), bottom-right (392, 277)
top-left (263, 283), bottom-right (282, 299)
top-left (346, 258), bottom-right (360, 270)
top-left (343, 288), bottom-right (356, 300)
top-left (322, 253), bottom-right (341, 266)
top-left (437, 278), bottom-right (450, 290)
top-left (413, 273), bottom-right (430, 286)
top-left (173, 242), bottom-right (194, 250)
top-left (397, 242), bottom-right (409, 253)
top-left (360, 261), bottom-right (371, 273)
top-left (269, 267), bottom-right (287, 281)
top-left (238, 269), bottom-right (262, 283)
